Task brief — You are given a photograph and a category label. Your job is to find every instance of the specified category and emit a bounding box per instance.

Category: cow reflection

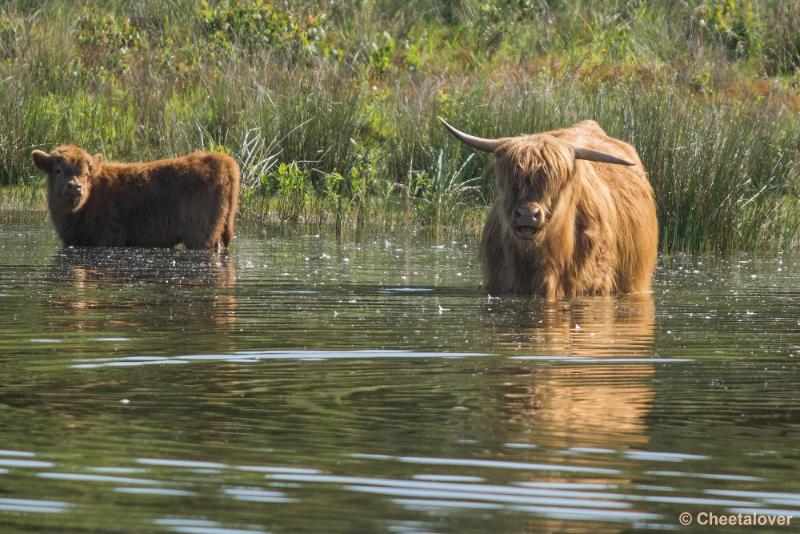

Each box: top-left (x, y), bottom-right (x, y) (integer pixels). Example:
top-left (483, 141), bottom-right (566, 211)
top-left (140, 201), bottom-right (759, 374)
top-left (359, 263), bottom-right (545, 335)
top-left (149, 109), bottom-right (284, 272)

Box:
top-left (48, 247), bottom-right (236, 332)
top-left (484, 295), bottom-right (655, 449)
top-left (483, 296), bottom-right (657, 529)
top-left (486, 295), bottom-right (655, 447)
top-left (535, 296), bottom-right (651, 446)
top-left (485, 294), bottom-right (655, 357)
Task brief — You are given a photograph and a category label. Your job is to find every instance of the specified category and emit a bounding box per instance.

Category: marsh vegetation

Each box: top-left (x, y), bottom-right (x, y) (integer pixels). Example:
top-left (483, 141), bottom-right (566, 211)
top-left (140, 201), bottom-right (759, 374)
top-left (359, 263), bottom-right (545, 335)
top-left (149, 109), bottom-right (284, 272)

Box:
top-left (1, 0), bottom-right (799, 251)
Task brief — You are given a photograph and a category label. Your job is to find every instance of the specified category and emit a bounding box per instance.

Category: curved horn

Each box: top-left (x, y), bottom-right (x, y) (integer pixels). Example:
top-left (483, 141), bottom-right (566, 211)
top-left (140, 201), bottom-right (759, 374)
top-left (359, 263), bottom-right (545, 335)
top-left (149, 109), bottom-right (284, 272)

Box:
top-left (438, 116), bottom-right (503, 153)
top-left (574, 147), bottom-right (635, 166)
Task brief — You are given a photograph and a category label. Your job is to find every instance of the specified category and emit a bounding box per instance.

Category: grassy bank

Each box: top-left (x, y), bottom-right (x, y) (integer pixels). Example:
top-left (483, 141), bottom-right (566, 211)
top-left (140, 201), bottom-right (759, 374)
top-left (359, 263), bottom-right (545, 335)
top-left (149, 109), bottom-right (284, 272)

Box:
top-left (1, 0), bottom-right (799, 251)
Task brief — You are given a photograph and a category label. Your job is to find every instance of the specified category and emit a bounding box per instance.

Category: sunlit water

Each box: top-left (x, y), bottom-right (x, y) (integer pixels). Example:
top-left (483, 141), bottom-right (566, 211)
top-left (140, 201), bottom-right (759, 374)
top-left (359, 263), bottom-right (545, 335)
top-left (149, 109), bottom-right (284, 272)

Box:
top-left (1, 214), bottom-right (799, 533)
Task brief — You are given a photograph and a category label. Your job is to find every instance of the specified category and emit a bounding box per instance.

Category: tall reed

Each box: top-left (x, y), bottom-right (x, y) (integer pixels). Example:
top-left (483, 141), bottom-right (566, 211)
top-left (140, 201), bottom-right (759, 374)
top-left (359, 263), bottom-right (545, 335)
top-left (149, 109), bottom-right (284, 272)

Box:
top-left (1, 0), bottom-right (798, 250)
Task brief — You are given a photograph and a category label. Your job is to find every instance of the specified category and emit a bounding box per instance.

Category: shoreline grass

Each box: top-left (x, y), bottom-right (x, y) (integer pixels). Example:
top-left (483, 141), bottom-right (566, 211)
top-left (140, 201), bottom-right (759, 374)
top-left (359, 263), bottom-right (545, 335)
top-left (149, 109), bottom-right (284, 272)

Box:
top-left (1, 1), bottom-right (799, 252)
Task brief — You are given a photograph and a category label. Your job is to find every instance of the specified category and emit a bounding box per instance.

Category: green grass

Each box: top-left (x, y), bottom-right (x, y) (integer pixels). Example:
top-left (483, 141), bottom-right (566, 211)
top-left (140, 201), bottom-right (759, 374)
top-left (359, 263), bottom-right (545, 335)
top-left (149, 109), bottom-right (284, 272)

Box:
top-left (1, 0), bottom-right (799, 251)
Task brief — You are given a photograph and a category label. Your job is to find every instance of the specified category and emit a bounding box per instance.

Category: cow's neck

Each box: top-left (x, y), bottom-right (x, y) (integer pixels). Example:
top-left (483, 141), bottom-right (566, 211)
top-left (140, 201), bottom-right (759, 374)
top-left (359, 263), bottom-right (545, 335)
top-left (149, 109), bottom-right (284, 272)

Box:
top-left (539, 180), bottom-right (578, 271)
top-left (47, 196), bottom-right (87, 244)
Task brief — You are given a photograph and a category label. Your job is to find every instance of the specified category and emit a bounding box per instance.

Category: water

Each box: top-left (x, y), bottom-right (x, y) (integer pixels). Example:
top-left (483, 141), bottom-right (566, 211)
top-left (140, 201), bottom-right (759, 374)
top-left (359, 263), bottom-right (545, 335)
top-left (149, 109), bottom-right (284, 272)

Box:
top-left (1, 215), bottom-right (799, 533)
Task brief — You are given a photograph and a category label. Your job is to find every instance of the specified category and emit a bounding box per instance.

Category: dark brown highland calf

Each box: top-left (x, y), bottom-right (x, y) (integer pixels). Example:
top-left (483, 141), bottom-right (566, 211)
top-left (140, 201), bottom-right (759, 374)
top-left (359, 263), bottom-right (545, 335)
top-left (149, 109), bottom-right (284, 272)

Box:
top-left (32, 146), bottom-right (240, 249)
top-left (440, 117), bottom-right (658, 298)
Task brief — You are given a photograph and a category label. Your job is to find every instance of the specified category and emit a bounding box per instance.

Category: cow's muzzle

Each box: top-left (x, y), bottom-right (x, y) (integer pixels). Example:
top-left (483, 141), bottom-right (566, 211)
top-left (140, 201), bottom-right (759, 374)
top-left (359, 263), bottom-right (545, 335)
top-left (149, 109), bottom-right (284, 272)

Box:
top-left (64, 181), bottom-right (83, 197)
top-left (512, 206), bottom-right (544, 239)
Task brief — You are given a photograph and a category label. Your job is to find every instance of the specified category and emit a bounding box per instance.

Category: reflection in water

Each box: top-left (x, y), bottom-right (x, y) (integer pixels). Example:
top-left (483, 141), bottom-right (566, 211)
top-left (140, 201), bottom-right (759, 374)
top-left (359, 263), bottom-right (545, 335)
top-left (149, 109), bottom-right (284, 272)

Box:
top-left (2, 221), bottom-right (800, 533)
top-left (484, 294), bottom-right (655, 357)
top-left (47, 247), bottom-right (237, 334)
top-left (485, 295), bottom-right (656, 445)
top-left (482, 294), bottom-right (660, 532)
top-left (485, 296), bottom-right (657, 530)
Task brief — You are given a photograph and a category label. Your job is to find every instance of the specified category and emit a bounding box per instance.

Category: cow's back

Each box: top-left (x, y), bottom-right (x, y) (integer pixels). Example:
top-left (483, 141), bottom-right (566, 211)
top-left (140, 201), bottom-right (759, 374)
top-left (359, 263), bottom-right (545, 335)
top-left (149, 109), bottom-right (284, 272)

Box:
top-left (100, 152), bottom-right (238, 248)
top-left (550, 121), bottom-right (658, 293)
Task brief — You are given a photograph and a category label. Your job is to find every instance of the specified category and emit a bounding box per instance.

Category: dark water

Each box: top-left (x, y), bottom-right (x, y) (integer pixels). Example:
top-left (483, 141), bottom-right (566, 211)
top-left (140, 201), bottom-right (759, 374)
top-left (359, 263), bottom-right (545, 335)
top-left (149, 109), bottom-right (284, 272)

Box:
top-left (1, 215), bottom-right (799, 533)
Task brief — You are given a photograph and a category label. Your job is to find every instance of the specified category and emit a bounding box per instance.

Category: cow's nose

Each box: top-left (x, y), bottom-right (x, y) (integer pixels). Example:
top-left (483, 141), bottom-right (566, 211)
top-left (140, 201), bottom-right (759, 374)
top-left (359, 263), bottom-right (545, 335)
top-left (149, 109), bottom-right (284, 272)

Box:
top-left (514, 207), bottom-right (543, 226)
top-left (67, 182), bottom-right (81, 193)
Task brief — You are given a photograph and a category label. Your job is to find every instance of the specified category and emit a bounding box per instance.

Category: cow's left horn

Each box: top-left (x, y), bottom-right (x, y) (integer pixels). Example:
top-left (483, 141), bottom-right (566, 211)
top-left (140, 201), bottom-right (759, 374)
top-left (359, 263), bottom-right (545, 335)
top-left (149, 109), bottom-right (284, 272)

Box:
top-left (574, 147), bottom-right (635, 166)
top-left (438, 117), bottom-right (503, 153)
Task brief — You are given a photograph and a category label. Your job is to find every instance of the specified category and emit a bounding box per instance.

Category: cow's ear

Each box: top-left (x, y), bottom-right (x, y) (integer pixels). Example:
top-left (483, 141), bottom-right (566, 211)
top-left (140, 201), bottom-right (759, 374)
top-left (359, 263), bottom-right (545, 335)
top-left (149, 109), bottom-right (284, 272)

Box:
top-left (90, 153), bottom-right (104, 172)
top-left (31, 150), bottom-right (52, 172)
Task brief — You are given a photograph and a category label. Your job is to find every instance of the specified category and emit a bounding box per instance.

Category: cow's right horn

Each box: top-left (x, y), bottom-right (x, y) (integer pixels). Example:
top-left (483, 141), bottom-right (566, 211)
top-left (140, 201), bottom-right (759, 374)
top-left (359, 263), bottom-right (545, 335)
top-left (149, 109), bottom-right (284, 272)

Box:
top-left (438, 117), bottom-right (503, 153)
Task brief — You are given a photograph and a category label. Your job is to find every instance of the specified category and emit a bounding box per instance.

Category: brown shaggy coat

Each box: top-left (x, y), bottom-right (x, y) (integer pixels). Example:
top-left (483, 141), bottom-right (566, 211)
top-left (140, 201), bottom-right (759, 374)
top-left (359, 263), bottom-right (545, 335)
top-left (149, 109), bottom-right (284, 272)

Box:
top-left (32, 146), bottom-right (240, 249)
top-left (442, 119), bottom-right (658, 298)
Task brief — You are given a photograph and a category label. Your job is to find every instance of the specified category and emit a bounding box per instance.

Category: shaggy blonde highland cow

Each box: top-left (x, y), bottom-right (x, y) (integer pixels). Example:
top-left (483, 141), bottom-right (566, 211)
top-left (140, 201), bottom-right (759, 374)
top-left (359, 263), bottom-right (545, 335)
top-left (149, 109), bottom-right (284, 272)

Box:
top-left (440, 117), bottom-right (658, 298)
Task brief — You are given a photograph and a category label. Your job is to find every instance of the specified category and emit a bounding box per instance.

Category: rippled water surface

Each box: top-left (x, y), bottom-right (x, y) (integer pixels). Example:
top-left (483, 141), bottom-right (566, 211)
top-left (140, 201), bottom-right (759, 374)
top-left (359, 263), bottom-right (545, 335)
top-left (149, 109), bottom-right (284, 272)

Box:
top-left (1, 215), bottom-right (799, 533)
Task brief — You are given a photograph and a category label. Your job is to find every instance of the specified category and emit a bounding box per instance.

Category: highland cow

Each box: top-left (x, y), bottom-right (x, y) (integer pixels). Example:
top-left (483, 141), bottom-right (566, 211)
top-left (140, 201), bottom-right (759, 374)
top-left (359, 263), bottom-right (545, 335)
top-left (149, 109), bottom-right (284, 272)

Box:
top-left (440, 117), bottom-right (658, 298)
top-left (32, 146), bottom-right (240, 249)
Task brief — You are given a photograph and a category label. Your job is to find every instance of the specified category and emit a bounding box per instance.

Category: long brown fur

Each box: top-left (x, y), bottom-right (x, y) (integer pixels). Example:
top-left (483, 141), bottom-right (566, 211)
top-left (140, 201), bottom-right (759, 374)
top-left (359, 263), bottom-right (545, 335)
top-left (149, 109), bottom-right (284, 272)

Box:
top-left (478, 120), bottom-right (658, 298)
top-left (32, 145), bottom-right (240, 249)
